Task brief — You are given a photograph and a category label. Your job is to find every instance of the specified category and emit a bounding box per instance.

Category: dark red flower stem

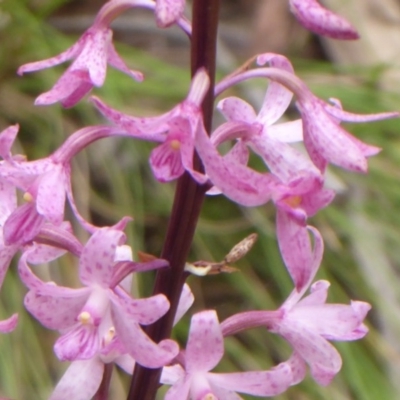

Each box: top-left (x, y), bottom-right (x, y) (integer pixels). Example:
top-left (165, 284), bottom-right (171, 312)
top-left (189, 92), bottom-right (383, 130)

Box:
top-left (127, 1), bottom-right (220, 399)
top-left (93, 364), bottom-right (113, 400)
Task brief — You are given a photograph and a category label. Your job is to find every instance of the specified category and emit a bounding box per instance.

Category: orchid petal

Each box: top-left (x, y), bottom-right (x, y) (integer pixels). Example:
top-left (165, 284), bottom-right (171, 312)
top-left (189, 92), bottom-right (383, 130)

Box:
top-left (278, 320), bottom-right (342, 386)
top-left (0, 125), bottom-right (19, 161)
top-left (55, 324), bottom-right (99, 361)
top-left (150, 141), bottom-right (185, 182)
top-left (35, 70), bottom-right (93, 108)
top-left (0, 313), bottom-right (18, 333)
top-left (112, 303), bottom-right (178, 368)
top-left (155, 0), bottom-right (185, 27)
top-left (217, 97), bottom-right (257, 124)
top-left (268, 119), bottom-right (303, 143)
top-left (110, 289), bottom-right (169, 325)
top-left (72, 28), bottom-right (109, 87)
top-left (161, 364), bottom-right (185, 385)
top-left (174, 283), bottom-right (194, 325)
top-left (36, 166), bottom-right (66, 224)
top-left (276, 211), bottom-right (313, 290)
top-left (289, 0), bottom-right (359, 40)
top-left (164, 376), bottom-right (191, 400)
top-left (4, 202), bottom-right (44, 246)
top-left (79, 228), bottom-right (125, 287)
top-left (18, 39), bottom-right (82, 75)
top-left (49, 358), bottom-right (104, 400)
top-left (196, 122), bottom-right (281, 206)
top-left (256, 53), bottom-right (295, 125)
top-left (186, 310), bottom-right (224, 374)
top-left (24, 290), bottom-right (90, 330)
top-left (207, 362), bottom-right (292, 396)
top-left (299, 98), bottom-right (370, 172)
top-left (107, 41), bottom-right (144, 81)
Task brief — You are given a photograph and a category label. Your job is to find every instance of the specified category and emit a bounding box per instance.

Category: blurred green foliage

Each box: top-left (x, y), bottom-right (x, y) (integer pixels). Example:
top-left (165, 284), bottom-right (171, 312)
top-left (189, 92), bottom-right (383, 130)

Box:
top-left (1, 1), bottom-right (400, 399)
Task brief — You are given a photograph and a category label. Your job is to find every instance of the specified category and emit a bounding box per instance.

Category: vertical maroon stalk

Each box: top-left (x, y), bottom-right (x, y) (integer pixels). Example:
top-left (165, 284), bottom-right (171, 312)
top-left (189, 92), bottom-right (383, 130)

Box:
top-left (127, 1), bottom-right (220, 399)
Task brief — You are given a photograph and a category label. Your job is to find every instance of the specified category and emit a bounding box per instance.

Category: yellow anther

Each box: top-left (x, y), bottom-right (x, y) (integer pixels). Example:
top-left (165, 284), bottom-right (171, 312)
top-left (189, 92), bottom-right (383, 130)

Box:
top-left (170, 140), bottom-right (181, 150)
top-left (23, 192), bottom-right (34, 202)
top-left (104, 326), bottom-right (116, 346)
top-left (202, 394), bottom-right (218, 400)
top-left (78, 311), bottom-right (92, 325)
top-left (283, 195), bottom-right (302, 208)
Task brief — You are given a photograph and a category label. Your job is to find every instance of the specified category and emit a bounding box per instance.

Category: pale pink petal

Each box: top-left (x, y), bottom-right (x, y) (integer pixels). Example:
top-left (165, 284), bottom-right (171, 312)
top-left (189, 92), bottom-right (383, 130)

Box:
top-left (196, 122), bottom-right (282, 206)
top-left (112, 303), bottom-right (178, 368)
top-left (0, 125), bottom-right (19, 160)
top-left (26, 223), bottom-right (77, 264)
top-left (90, 96), bottom-right (168, 141)
top-left (49, 358), bottom-right (104, 400)
top-left (276, 211), bottom-right (313, 290)
top-left (277, 320), bottom-right (342, 386)
top-left (0, 314), bottom-right (18, 333)
top-left (72, 29), bottom-right (109, 87)
top-left (155, 0), bottom-right (186, 27)
top-left (110, 289), bottom-right (169, 325)
top-left (249, 131), bottom-right (321, 185)
top-left (164, 377), bottom-right (191, 400)
top-left (299, 98), bottom-right (369, 172)
top-left (36, 166), bottom-right (66, 224)
top-left (217, 97), bottom-right (257, 124)
top-left (79, 228), bottom-right (125, 287)
top-left (208, 361), bottom-right (292, 396)
top-left (286, 353), bottom-right (307, 385)
top-left (107, 41), bottom-right (144, 82)
top-left (3, 202), bottom-right (44, 245)
top-left (324, 101), bottom-right (399, 123)
top-left (292, 302), bottom-right (370, 340)
top-left (35, 70), bottom-right (93, 108)
top-left (18, 40), bottom-right (82, 75)
top-left (0, 233), bottom-right (18, 288)
top-left (114, 354), bottom-right (135, 374)
top-left (210, 121), bottom-right (251, 148)
top-left (150, 141), bottom-right (185, 182)
top-left (174, 283), bottom-right (194, 325)
top-left (256, 53), bottom-right (295, 125)
top-left (289, 0), bottom-right (359, 40)
top-left (24, 290), bottom-right (90, 330)
top-left (161, 364), bottom-right (185, 385)
top-left (186, 310), bottom-right (224, 374)
top-left (55, 324), bottom-right (99, 361)
top-left (268, 119), bottom-right (303, 143)
top-left (0, 180), bottom-right (17, 225)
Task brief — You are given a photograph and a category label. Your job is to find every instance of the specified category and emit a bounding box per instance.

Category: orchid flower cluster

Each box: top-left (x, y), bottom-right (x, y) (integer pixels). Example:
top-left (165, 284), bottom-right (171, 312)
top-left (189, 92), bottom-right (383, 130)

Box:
top-left (1, 0), bottom-right (397, 399)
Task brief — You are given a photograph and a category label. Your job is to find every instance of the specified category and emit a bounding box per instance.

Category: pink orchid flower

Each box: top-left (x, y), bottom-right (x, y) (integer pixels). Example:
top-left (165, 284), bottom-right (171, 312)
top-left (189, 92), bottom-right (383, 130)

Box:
top-left (222, 227), bottom-right (370, 386)
top-left (161, 310), bottom-right (296, 399)
top-left (48, 281), bottom-right (194, 400)
top-left (19, 227), bottom-right (178, 368)
top-left (289, 0), bottom-right (359, 39)
top-left (91, 69), bottom-right (209, 183)
top-left (17, 0), bottom-right (190, 107)
top-left (215, 55), bottom-right (399, 174)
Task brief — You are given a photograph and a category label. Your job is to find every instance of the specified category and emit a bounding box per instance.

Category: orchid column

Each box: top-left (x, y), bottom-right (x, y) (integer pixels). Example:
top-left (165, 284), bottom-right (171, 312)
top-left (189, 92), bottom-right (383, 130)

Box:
top-left (128, 1), bottom-right (220, 399)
